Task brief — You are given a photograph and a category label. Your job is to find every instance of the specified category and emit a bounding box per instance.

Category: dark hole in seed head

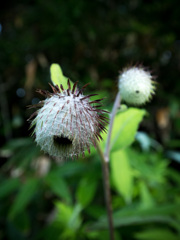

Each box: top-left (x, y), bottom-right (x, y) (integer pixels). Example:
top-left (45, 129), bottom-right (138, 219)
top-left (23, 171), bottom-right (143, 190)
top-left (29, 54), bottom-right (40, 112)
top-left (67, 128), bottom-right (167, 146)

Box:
top-left (53, 135), bottom-right (72, 146)
top-left (136, 90), bottom-right (140, 93)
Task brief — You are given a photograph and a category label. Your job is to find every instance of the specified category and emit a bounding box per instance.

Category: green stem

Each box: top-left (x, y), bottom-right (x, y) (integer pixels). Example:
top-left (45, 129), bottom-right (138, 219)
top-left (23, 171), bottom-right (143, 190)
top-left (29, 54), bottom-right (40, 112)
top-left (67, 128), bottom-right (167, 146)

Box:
top-left (105, 92), bottom-right (121, 162)
top-left (96, 92), bottom-right (121, 240)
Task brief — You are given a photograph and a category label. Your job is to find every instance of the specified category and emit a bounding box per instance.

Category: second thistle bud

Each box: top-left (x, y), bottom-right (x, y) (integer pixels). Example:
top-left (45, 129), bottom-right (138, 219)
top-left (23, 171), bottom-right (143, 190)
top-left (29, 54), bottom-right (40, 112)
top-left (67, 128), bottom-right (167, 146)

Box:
top-left (118, 66), bottom-right (156, 105)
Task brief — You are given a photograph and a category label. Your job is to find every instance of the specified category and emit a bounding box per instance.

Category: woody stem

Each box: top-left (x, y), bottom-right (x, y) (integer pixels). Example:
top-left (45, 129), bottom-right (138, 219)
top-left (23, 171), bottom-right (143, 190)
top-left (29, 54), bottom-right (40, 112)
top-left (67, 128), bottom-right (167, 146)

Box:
top-left (96, 142), bottom-right (115, 240)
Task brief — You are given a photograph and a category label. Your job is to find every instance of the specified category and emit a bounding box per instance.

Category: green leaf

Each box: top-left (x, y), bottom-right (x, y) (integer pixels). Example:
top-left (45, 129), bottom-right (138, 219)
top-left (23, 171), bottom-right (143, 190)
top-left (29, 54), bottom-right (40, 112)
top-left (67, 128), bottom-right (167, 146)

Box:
top-left (110, 108), bottom-right (146, 151)
top-left (88, 204), bottom-right (180, 231)
top-left (89, 214), bottom-right (176, 231)
top-left (55, 202), bottom-right (82, 231)
top-left (76, 177), bottom-right (97, 208)
top-left (0, 178), bottom-right (20, 199)
top-left (2, 138), bottom-right (40, 168)
top-left (45, 172), bottom-right (72, 204)
top-left (55, 202), bottom-right (73, 227)
top-left (139, 181), bottom-right (155, 209)
top-left (8, 178), bottom-right (40, 219)
top-left (126, 148), bottom-right (168, 185)
top-left (2, 138), bottom-right (34, 150)
top-left (50, 161), bottom-right (87, 177)
top-left (68, 203), bottom-right (83, 230)
top-left (135, 228), bottom-right (180, 240)
top-left (50, 63), bottom-right (73, 89)
top-left (86, 230), bottom-right (122, 240)
top-left (111, 149), bottom-right (133, 203)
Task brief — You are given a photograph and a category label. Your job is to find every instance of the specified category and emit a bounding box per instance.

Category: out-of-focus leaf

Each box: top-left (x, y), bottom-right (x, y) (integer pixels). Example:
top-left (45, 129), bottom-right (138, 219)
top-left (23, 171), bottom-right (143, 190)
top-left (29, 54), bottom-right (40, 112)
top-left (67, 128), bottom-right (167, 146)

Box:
top-left (111, 149), bottom-right (133, 203)
top-left (1, 138), bottom-right (40, 169)
top-left (135, 228), bottom-right (179, 240)
top-left (0, 178), bottom-right (20, 199)
top-left (139, 181), bottom-right (155, 209)
top-left (45, 172), bottom-right (72, 204)
top-left (51, 161), bottom-right (87, 177)
top-left (85, 205), bottom-right (106, 219)
top-left (88, 203), bottom-right (180, 230)
top-left (135, 132), bottom-right (152, 151)
top-left (86, 230), bottom-right (122, 240)
top-left (55, 202), bottom-right (72, 227)
top-left (55, 201), bottom-right (82, 235)
top-left (2, 138), bottom-right (34, 150)
top-left (136, 131), bottom-right (162, 151)
top-left (89, 214), bottom-right (176, 231)
top-left (110, 108), bottom-right (146, 151)
top-left (50, 63), bottom-right (72, 89)
top-left (37, 224), bottom-right (61, 240)
top-left (68, 203), bottom-right (83, 230)
top-left (11, 211), bottom-right (30, 234)
top-left (166, 150), bottom-right (180, 163)
top-left (8, 178), bottom-right (40, 219)
top-left (5, 146), bottom-right (40, 168)
top-left (76, 176), bottom-right (97, 208)
top-left (126, 148), bottom-right (168, 185)
top-left (168, 168), bottom-right (180, 185)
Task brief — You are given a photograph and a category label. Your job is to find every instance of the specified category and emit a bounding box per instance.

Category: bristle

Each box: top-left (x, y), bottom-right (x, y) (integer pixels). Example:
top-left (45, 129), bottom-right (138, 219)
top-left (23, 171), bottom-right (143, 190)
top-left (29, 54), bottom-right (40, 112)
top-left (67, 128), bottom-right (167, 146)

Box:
top-left (67, 89), bottom-right (70, 96)
top-left (55, 84), bottom-right (61, 93)
top-left (27, 111), bottom-right (38, 121)
top-left (27, 102), bottom-right (43, 109)
top-left (81, 82), bottom-right (90, 90)
top-left (49, 83), bottom-right (58, 93)
top-left (86, 143), bottom-right (91, 154)
top-left (80, 94), bottom-right (98, 101)
top-left (36, 89), bottom-right (52, 97)
top-left (60, 84), bottom-right (64, 91)
top-left (93, 105), bottom-right (102, 108)
top-left (72, 81), bottom-right (78, 94)
top-left (67, 79), bottom-right (71, 90)
top-left (89, 98), bottom-right (105, 104)
top-left (77, 83), bottom-right (90, 96)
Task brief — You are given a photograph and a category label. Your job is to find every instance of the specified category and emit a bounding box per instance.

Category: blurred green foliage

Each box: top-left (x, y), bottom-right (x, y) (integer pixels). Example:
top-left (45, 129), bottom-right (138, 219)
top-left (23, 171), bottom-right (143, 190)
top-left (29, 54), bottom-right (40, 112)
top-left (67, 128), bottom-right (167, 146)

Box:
top-left (0, 0), bottom-right (180, 239)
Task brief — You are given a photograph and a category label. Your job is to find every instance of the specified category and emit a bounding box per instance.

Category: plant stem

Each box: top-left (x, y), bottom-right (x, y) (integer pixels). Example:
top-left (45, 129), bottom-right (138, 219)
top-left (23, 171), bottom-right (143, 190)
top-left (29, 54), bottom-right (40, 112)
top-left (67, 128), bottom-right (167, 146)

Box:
top-left (96, 92), bottom-right (121, 240)
top-left (105, 92), bottom-right (121, 162)
top-left (96, 142), bottom-right (115, 240)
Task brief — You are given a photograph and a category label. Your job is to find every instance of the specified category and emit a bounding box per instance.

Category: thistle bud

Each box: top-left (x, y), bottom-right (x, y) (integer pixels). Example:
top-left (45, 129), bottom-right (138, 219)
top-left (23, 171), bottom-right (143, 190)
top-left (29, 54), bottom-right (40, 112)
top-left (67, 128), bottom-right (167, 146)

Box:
top-left (119, 66), bottom-right (156, 105)
top-left (28, 80), bottom-right (108, 160)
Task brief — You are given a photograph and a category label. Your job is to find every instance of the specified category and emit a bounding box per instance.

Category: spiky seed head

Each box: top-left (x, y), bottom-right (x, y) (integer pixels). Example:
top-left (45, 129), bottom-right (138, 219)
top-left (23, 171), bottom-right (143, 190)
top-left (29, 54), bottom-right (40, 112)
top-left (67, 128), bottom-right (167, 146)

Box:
top-left (118, 66), bottom-right (156, 105)
top-left (28, 80), bottom-right (108, 160)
